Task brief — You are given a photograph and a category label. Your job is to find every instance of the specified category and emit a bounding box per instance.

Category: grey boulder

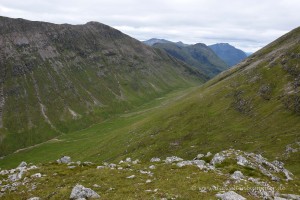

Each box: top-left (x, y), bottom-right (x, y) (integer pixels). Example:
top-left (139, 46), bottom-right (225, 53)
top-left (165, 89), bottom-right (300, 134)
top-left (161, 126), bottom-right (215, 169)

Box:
top-left (70, 184), bottom-right (100, 199)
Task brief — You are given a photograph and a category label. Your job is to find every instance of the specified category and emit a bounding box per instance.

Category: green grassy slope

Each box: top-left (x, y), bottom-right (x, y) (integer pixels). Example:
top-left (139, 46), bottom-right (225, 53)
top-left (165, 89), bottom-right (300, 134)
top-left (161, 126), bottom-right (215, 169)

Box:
top-left (0, 16), bottom-right (207, 156)
top-left (153, 42), bottom-right (229, 77)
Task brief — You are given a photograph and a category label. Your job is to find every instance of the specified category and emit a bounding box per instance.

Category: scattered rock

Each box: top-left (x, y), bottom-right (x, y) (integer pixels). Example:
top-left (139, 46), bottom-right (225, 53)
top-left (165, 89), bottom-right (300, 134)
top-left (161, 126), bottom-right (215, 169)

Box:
top-left (281, 194), bottom-right (300, 200)
top-left (150, 157), bottom-right (161, 162)
top-left (31, 173), bottom-right (42, 178)
top-left (126, 175), bottom-right (135, 179)
top-left (216, 191), bottom-right (246, 200)
top-left (70, 184), bottom-right (100, 199)
top-left (236, 155), bottom-right (248, 166)
top-left (146, 179), bottom-right (152, 183)
top-left (211, 153), bottom-right (225, 165)
top-left (27, 197), bottom-right (40, 200)
top-left (93, 184), bottom-right (100, 188)
top-left (18, 161), bottom-right (27, 168)
top-left (274, 197), bottom-right (287, 200)
top-left (194, 154), bottom-right (204, 160)
top-left (165, 156), bottom-right (183, 164)
top-left (149, 165), bottom-right (156, 170)
top-left (177, 161), bottom-right (193, 167)
top-left (108, 163), bottom-right (116, 169)
top-left (132, 159), bottom-right (140, 165)
top-left (231, 171), bottom-right (244, 180)
top-left (57, 156), bottom-right (71, 164)
top-left (205, 152), bottom-right (212, 157)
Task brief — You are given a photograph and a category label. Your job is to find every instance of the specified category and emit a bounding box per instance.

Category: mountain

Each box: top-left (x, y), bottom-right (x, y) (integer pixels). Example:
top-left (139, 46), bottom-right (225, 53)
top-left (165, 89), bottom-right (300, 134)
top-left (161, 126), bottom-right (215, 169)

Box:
top-left (0, 26), bottom-right (300, 200)
top-left (209, 43), bottom-right (247, 66)
top-left (153, 42), bottom-right (229, 77)
top-left (142, 38), bottom-right (172, 46)
top-left (0, 16), bottom-right (207, 156)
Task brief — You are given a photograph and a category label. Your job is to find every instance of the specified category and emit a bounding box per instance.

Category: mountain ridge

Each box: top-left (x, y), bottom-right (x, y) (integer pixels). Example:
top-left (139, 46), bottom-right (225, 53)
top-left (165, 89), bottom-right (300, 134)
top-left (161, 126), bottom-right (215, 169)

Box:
top-left (153, 42), bottom-right (229, 77)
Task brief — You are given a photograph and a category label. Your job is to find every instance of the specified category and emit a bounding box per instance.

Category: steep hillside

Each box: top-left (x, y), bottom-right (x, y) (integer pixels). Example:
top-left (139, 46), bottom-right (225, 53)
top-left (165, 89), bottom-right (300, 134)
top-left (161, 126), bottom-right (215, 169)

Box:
top-left (209, 43), bottom-right (248, 66)
top-left (153, 43), bottom-right (228, 77)
top-left (123, 26), bottom-right (300, 173)
top-left (0, 16), bottom-right (206, 156)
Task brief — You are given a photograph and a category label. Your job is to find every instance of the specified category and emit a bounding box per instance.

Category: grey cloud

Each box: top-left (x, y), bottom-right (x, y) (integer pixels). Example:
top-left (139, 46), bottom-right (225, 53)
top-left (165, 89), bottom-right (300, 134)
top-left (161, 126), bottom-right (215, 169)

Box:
top-left (0, 0), bottom-right (299, 52)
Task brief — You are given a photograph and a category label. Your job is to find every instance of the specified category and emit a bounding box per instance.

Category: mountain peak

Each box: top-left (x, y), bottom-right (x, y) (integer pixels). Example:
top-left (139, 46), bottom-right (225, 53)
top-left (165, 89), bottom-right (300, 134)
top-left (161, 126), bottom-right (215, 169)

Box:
top-left (209, 43), bottom-right (247, 66)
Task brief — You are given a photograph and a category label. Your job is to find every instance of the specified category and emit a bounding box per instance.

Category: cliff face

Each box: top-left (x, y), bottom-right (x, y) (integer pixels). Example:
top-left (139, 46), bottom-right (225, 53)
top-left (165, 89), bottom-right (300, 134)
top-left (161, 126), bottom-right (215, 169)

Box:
top-left (0, 16), bottom-right (206, 155)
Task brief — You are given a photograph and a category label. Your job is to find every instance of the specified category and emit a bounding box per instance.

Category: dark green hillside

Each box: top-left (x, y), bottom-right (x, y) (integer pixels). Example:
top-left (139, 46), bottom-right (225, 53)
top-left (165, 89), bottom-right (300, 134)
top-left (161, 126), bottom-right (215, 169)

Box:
top-left (153, 42), bottom-right (228, 77)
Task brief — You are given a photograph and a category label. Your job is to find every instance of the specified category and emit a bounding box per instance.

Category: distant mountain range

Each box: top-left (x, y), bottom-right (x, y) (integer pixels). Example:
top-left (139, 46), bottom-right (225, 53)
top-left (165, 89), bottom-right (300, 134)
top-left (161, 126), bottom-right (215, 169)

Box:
top-left (209, 43), bottom-right (247, 66)
top-left (143, 38), bottom-right (249, 69)
top-left (152, 42), bottom-right (228, 77)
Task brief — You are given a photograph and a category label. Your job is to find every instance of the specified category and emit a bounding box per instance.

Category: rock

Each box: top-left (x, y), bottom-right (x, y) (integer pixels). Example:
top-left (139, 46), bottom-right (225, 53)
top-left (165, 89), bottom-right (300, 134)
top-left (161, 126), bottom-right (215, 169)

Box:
top-left (18, 161), bottom-right (27, 168)
top-left (281, 194), bottom-right (300, 200)
top-left (140, 170), bottom-right (153, 176)
top-left (193, 160), bottom-right (206, 168)
top-left (236, 155), bottom-right (248, 166)
top-left (68, 166), bottom-right (76, 169)
top-left (57, 156), bottom-right (71, 164)
top-left (108, 163), bottom-right (116, 169)
top-left (125, 157), bottom-right (132, 163)
top-left (272, 160), bottom-right (284, 169)
top-left (126, 175), bottom-right (135, 179)
top-left (165, 156), bottom-right (183, 164)
top-left (149, 165), bottom-right (156, 169)
top-left (27, 197), bottom-right (40, 200)
top-left (205, 152), bottom-right (212, 157)
top-left (150, 157), bottom-right (161, 162)
top-left (31, 173), bottom-right (42, 178)
top-left (96, 166), bottom-right (104, 169)
top-left (194, 154), bottom-right (204, 160)
top-left (93, 184), bottom-right (100, 188)
top-left (177, 161), bottom-right (193, 167)
top-left (8, 170), bottom-right (25, 182)
top-left (83, 161), bottom-right (93, 166)
top-left (216, 191), bottom-right (246, 200)
top-left (231, 171), bottom-right (244, 180)
top-left (146, 179), bottom-right (152, 183)
top-left (274, 197), bottom-right (287, 200)
top-left (70, 184), bottom-right (100, 199)
top-left (211, 153), bottom-right (225, 165)
top-left (249, 187), bottom-right (275, 199)
top-left (132, 159), bottom-right (140, 165)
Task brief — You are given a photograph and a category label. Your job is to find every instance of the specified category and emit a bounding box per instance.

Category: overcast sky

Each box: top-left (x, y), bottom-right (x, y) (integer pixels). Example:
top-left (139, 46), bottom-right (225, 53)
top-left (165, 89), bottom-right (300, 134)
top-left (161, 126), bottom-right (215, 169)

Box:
top-left (1, 0), bottom-right (299, 52)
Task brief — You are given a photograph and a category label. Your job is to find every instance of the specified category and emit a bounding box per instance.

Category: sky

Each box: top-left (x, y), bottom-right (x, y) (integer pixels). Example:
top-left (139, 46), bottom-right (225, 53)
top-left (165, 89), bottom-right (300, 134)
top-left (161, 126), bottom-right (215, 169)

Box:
top-left (0, 0), bottom-right (300, 52)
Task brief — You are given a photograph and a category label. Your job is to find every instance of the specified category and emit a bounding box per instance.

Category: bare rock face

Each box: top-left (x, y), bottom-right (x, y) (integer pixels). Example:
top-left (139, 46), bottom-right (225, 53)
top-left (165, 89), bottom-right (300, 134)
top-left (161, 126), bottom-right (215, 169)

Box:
top-left (70, 184), bottom-right (100, 199)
